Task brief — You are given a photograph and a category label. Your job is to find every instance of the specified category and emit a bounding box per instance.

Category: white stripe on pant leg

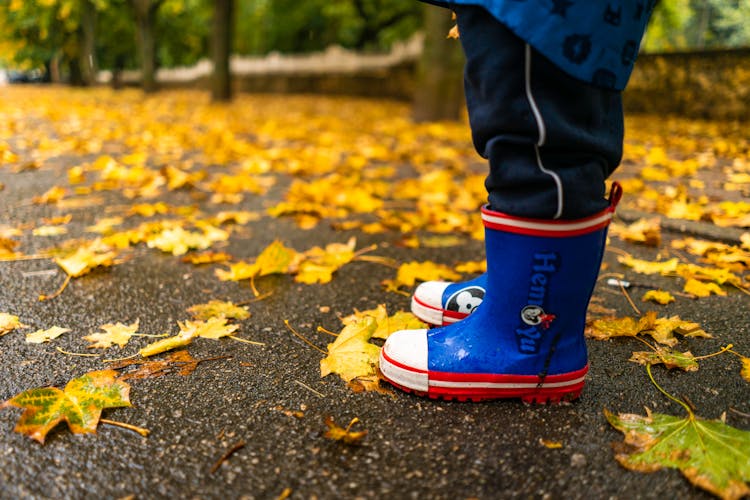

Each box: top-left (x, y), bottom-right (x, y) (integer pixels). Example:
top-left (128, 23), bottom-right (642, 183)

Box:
top-left (524, 43), bottom-right (564, 220)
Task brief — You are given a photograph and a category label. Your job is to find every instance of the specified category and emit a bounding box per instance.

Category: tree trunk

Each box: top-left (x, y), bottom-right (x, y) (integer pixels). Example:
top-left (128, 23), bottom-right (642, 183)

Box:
top-left (68, 57), bottom-right (84, 86)
top-left (211, 0), bottom-right (234, 102)
top-left (79, 1), bottom-right (97, 86)
top-left (412, 5), bottom-right (464, 122)
top-left (129, 0), bottom-right (162, 92)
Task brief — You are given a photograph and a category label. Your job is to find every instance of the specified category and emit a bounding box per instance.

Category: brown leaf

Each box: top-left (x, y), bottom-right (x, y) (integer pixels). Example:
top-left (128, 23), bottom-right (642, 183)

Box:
top-left (323, 416), bottom-right (367, 445)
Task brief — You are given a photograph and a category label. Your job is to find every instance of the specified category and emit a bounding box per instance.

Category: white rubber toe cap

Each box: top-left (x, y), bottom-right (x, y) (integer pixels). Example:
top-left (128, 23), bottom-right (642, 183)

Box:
top-left (411, 281), bottom-right (450, 325)
top-left (379, 329), bottom-right (429, 392)
top-left (412, 281), bottom-right (450, 309)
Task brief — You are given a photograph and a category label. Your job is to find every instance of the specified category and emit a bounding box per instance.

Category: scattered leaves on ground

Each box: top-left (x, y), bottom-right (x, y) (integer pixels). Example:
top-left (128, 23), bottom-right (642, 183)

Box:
top-left (587, 311), bottom-right (711, 346)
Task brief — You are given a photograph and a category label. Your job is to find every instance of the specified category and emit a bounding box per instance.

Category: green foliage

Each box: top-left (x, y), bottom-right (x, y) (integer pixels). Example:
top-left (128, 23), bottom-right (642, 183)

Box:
top-left (645, 0), bottom-right (750, 51)
top-left (234, 0), bottom-right (422, 55)
top-left (157, 0), bottom-right (210, 67)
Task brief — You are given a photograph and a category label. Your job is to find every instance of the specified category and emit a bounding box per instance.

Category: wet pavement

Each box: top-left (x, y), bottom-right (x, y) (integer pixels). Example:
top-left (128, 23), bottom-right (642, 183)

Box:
top-left (1, 97), bottom-right (749, 500)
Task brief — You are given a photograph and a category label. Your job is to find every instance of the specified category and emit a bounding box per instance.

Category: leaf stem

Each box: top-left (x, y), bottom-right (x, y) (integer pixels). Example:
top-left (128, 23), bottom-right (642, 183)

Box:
top-left (316, 326), bottom-right (339, 337)
top-left (646, 364), bottom-right (694, 418)
top-left (56, 347), bottom-right (101, 357)
top-left (284, 320), bottom-right (326, 354)
top-left (39, 274), bottom-right (71, 301)
top-left (693, 344), bottom-right (733, 360)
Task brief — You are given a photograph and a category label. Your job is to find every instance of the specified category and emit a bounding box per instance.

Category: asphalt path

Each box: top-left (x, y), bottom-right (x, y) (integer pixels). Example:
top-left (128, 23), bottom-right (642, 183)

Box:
top-left (1, 154), bottom-right (748, 500)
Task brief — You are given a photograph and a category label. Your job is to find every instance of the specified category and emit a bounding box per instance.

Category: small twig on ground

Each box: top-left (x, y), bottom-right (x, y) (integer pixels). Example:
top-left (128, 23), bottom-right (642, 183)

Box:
top-left (210, 440), bottom-right (246, 474)
top-left (100, 419), bottom-right (150, 437)
top-left (294, 380), bottom-right (326, 398)
top-left (729, 407), bottom-right (750, 419)
top-left (228, 335), bottom-right (265, 346)
top-left (618, 280), bottom-right (641, 316)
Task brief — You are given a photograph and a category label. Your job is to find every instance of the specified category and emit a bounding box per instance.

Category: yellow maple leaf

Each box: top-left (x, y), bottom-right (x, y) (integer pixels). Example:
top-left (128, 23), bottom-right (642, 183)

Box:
top-left (683, 279), bottom-right (727, 298)
top-left (180, 317), bottom-right (240, 340)
top-left (32, 225), bottom-right (68, 237)
top-left (83, 320), bottom-right (141, 349)
top-left (740, 357), bottom-right (750, 383)
top-left (26, 326), bottom-right (71, 344)
top-left (340, 304), bottom-right (426, 340)
top-left (54, 240), bottom-right (117, 278)
top-left (678, 263), bottom-right (742, 288)
top-left (741, 233), bottom-right (750, 251)
top-left (181, 251), bottom-right (232, 265)
top-left (86, 217), bottom-right (124, 234)
top-left (187, 300), bottom-right (250, 321)
top-left (454, 260), bottom-right (486, 274)
top-left (609, 218), bottom-right (661, 247)
top-left (216, 240), bottom-right (299, 282)
top-left (641, 290), bottom-right (675, 305)
top-left (392, 260), bottom-right (461, 288)
top-left (32, 186), bottom-right (67, 204)
top-left (617, 255), bottom-right (679, 275)
top-left (146, 226), bottom-right (219, 256)
top-left (253, 240), bottom-right (300, 277)
top-left (323, 416), bottom-right (367, 445)
top-left (127, 202), bottom-right (171, 217)
top-left (295, 238), bottom-right (357, 284)
top-left (320, 316), bottom-right (380, 382)
top-left (215, 260), bottom-right (257, 282)
top-left (0, 313), bottom-right (26, 336)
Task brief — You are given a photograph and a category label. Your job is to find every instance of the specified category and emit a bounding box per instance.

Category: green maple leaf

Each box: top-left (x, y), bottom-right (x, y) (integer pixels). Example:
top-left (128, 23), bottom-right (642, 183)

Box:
top-left (2, 370), bottom-right (131, 443)
top-left (605, 364), bottom-right (750, 500)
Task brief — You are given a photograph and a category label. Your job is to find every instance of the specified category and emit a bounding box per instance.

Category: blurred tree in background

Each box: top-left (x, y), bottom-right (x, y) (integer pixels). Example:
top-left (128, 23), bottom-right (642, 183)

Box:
top-left (0, 0), bottom-right (747, 93)
top-left (644, 0), bottom-right (750, 51)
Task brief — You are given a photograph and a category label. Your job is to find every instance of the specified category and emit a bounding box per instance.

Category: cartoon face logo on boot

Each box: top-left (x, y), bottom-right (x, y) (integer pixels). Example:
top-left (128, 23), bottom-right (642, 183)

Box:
top-left (521, 305), bottom-right (556, 330)
top-left (446, 286), bottom-right (485, 315)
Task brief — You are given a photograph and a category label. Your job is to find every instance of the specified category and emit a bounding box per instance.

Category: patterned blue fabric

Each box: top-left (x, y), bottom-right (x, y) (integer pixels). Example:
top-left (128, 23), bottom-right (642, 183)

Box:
top-left (422, 0), bottom-right (654, 90)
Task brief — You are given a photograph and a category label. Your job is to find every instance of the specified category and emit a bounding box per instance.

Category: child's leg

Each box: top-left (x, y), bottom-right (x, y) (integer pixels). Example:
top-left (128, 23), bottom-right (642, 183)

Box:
top-left (456, 4), bottom-right (624, 220)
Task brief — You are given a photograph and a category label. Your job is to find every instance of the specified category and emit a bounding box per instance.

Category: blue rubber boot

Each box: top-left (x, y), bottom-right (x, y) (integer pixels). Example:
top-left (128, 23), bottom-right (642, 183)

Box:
top-left (411, 274), bottom-right (488, 326)
top-left (381, 185), bottom-right (621, 403)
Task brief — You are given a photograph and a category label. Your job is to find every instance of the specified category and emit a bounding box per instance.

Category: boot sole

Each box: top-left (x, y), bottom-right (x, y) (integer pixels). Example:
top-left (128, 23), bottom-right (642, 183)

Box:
top-left (410, 296), bottom-right (468, 327)
top-left (380, 349), bottom-right (587, 404)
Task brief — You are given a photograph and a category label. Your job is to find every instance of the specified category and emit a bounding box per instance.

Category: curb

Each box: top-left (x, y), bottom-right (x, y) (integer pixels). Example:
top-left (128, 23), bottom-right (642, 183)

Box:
top-left (617, 208), bottom-right (746, 244)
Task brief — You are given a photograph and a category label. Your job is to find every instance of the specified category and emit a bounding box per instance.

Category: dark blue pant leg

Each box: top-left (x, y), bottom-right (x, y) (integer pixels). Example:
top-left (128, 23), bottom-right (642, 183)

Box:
top-left (454, 5), bottom-right (624, 220)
